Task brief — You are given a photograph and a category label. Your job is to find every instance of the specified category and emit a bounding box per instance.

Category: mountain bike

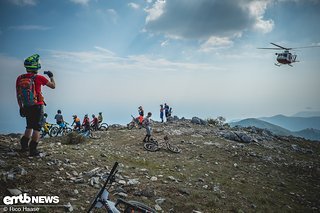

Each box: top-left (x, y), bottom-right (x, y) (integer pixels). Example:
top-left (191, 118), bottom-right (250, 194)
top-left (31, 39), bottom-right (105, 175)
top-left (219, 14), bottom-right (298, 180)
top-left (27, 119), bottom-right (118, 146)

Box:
top-left (90, 122), bottom-right (109, 131)
top-left (144, 136), bottom-right (181, 153)
top-left (87, 162), bottom-right (156, 213)
top-left (127, 115), bottom-right (143, 130)
top-left (49, 122), bottom-right (72, 137)
top-left (40, 123), bottom-right (54, 138)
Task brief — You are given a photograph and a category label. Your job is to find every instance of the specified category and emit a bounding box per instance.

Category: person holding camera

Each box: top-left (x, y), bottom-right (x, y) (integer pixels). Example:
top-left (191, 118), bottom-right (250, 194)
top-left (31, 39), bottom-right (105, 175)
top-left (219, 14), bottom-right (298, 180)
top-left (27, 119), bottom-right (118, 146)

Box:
top-left (16, 54), bottom-right (55, 156)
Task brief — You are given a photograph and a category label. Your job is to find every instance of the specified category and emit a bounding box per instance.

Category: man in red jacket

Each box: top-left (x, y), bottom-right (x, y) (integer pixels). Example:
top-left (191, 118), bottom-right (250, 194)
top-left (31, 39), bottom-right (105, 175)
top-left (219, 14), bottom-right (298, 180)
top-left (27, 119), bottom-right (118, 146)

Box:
top-left (16, 54), bottom-right (55, 156)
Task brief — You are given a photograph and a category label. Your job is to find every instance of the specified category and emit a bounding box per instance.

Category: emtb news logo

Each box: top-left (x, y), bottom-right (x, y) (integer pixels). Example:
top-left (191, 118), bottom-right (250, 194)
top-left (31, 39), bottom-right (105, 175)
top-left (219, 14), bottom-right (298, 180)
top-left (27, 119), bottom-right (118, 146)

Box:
top-left (3, 193), bottom-right (59, 205)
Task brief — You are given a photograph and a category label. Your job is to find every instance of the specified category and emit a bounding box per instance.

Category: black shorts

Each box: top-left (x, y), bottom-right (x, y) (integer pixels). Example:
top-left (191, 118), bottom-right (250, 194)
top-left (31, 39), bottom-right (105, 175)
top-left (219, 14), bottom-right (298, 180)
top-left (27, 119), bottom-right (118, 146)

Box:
top-left (25, 105), bottom-right (44, 131)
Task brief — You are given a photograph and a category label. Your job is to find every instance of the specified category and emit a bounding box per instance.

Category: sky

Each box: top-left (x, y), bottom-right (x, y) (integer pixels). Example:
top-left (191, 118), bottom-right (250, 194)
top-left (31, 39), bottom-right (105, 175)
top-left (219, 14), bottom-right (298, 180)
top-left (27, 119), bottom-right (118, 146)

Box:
top-left (0, 0), bottom-right (320, 133)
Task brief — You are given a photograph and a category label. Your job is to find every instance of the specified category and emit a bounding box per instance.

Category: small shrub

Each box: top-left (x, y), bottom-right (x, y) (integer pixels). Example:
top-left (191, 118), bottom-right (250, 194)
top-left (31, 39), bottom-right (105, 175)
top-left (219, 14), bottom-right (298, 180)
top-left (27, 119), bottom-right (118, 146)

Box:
top-left (65, 132), bottom-right (86, 144)
top-left (207, 116), bottom-right (226, 127)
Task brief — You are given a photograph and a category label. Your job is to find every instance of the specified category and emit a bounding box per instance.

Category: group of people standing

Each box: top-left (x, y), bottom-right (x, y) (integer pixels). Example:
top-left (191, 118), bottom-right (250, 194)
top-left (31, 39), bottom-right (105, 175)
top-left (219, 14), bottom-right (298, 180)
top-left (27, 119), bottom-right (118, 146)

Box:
top-left (160, 103), bottom-right (172, 123)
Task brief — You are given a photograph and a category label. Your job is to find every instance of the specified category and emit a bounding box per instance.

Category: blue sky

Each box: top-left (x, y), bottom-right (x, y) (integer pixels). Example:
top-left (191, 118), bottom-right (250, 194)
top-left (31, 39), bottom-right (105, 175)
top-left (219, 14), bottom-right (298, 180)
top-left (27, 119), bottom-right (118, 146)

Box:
top-left (0, 0), bottom-right (320, 133)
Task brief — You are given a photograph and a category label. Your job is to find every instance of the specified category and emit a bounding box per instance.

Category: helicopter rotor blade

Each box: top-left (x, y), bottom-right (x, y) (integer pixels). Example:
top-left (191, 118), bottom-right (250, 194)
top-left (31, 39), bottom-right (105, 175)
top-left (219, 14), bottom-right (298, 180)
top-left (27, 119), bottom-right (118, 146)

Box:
top-left (270, 42), bottom-right (291, 50)
top-left (257, 48), bottom-right (282, 50)
top-left (291, 45), bottom-right (320, 49)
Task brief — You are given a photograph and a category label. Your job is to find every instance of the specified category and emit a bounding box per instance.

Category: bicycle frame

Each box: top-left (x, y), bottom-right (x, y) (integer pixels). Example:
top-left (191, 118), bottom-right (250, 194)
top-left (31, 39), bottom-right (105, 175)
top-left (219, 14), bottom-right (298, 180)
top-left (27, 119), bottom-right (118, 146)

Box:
top-left (87, 162), bottom-right (119, 212)
top-left (87, 162), bottom-right (155, 213)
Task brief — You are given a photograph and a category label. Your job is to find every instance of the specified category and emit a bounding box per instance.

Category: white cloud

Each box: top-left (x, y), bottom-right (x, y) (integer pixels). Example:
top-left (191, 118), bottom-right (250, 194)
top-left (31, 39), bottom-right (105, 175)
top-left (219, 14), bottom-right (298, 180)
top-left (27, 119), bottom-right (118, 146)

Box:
top-left (47, 48), bottom-right (221, 73)
top-left (107, 9), bottom-right (118, 24)
top-left (69, 0), bottom-right (90, 5)
top-left (128, 2), bottom-right (140, 10)
top-left (144, 0), bottom-right (274, 41)
top-left (11, 0), bottom-right (37, 6)
top-left (160, 40), bottom-right (169, 47)
top-left (200, 36), bottom-right (234, 52)
top-left (94, 46), bottom-right (116, 56)
top-left (248, 1), bottom-right (274, 33)
top-left (9, 25), bottom-right (51, 31)
top-left (145, 0), bottom-right (165, 23)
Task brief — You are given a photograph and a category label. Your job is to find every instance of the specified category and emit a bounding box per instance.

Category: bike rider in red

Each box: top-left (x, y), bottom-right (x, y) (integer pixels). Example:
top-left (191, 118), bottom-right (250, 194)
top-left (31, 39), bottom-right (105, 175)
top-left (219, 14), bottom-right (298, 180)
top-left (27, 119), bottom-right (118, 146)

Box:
top-left (82, 114), bottom-right (90, 131)
top-left (91, 114), bottom-right (99, 131)
top-left (138, 106), bottom-right (144, 125)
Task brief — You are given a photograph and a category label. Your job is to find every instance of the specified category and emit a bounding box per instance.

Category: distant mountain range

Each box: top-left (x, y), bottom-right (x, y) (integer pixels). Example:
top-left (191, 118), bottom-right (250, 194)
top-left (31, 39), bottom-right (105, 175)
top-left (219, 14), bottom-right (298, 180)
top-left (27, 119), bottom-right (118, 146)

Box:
top-left (229, 115), bottom-right (320, 141)
top-left (259, 114), bottom-right (320, 132)
top-left (292, 111), bottom-right (320, 117)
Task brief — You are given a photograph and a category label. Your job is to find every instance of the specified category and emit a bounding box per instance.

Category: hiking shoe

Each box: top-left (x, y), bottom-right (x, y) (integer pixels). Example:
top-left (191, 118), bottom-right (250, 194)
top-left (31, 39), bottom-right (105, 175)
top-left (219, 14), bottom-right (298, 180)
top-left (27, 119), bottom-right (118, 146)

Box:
top-left (20, 136), bottom-right (29, 152)
top-left (29, 141), bottom-right (40, 157)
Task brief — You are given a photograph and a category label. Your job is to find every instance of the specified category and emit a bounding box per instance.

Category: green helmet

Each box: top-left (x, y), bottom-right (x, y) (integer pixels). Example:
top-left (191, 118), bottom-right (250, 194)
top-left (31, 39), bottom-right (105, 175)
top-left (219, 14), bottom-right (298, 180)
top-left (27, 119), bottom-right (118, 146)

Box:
top-left (24, 54), bottom-right (41, 71)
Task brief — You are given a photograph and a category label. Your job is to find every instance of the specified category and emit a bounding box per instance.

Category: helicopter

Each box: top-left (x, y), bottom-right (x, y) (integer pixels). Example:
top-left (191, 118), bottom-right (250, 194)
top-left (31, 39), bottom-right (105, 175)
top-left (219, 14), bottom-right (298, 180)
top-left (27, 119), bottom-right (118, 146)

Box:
top-left (258, 42), bottom-right (319, 66)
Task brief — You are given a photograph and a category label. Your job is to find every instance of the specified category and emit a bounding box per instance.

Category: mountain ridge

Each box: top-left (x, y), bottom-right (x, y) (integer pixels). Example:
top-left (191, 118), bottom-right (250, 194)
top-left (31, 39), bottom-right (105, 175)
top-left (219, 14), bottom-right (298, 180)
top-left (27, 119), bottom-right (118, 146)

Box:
top-left (229, 118), bottom-right (320, 141)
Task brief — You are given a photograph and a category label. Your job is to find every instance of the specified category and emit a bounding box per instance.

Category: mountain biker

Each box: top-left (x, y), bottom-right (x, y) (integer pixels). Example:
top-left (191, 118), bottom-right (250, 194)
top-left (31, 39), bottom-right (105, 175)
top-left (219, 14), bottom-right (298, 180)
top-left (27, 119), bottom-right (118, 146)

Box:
top-left (160, 104), bottom-right (164, 123)
top-left (98, 112), bottom-right (103, 124)
top-left (142, 112), bottom-right (152, 143)
top-left (164, 103), bottom-right (169, 120)
top-left (82, 114), bottom-right (90, 131)
top-left (41, 113), bottom-right (49, 133)
top-left (72, 115), bottom-right (81, 131)
top-left (91, 114), bottom-right (99, 131)
top-left (168, 107), bottom-right (173, 117)
top-left (138, 106), bottom-right (144, 124)
top-left (54, 110), bottom-right (65, 128)
top-left (16, 54), bottom-right (55, 156)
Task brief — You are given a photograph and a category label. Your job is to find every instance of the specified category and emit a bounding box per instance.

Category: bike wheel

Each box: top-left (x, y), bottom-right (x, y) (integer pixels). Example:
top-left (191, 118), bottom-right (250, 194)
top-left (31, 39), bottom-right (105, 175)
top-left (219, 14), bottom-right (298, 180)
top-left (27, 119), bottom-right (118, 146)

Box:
top-left (127, 122), bottom-right (135, 130)
top-left (40, 130), bottom-right (46, 138)
top-left (49, 126), bottom-right (59, 137)
top-left (143, 142), bottom-right (159, 152)
top-left (62, 127), bottom-right (72, 136)
top-left (167, 143), bottom-right (181, 153)
top-left (99, 123), bottom-right (109, 131)
top-left (125, 200), bottom-right (156, 213)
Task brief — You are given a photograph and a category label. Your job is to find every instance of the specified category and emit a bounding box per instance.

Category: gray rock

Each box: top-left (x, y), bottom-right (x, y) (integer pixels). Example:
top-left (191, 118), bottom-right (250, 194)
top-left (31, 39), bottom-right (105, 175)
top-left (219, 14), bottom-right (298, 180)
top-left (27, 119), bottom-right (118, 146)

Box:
top-left (127, 179), bottom-right (140, 185)
top-left (74, 178), bottom-right (85, 184)
top-left (86, 167), bottom-right (101, 177)
top-left (221, 131), bottom-right (253, 143)
top-left (150, 176), bottom-right (158, 181)
top-left (178, 188), bottom-right (190, 195)
top-left (0, 159), bottom-right (6, 167)
top-left (155, 198), bottom-right (166, 205)
top-left (236, 132), bottom-right (253, 143)
top-left (118, 180), bottom-right (126, 185)
top-left (64, 202), bottom-right (73, 212)
top-left (115, 192), bottom-right (128, 198)
top-left (133, 188), bottom-right (155, 198)
top-left (191, 117), bottom-right (207, 125)
top-left (167, 176), bottom-right (176, 181)
top-left (155, 204), bottom-right (162, 211)
top-left (7, 188), bottom-right (22, 196)
top-left (90, 177), bottom-right (100, 186)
